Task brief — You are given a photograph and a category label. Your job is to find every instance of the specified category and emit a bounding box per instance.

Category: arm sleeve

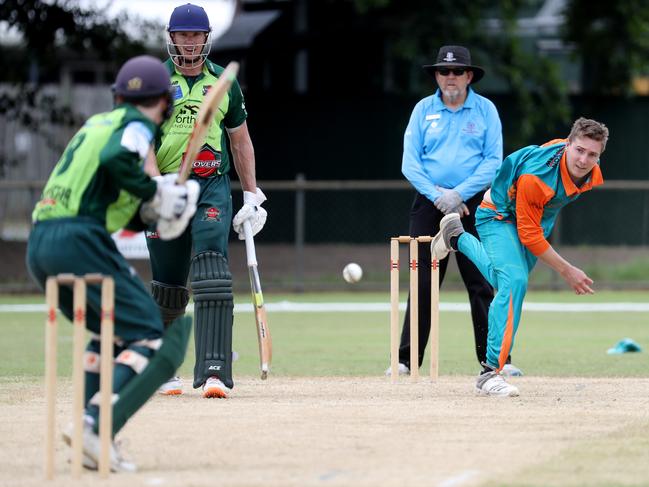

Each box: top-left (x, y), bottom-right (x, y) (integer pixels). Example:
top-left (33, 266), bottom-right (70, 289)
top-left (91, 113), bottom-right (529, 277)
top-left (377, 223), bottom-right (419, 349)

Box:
top-left (401, 102), bottom-right (442, 202)
top-left (100, 121), bottom-right (158, 202)
top-left (224, 77), bottom-right (247, 130)
top-left (515, 174), bottom-right (555, 256)
top-left (454, 102), bottom-right (503, 201)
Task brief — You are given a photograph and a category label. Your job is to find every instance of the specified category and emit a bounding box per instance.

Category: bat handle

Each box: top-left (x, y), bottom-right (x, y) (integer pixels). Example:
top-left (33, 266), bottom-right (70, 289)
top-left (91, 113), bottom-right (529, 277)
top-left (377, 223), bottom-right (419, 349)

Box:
top-left (242, 220), bottom-right (257, 267)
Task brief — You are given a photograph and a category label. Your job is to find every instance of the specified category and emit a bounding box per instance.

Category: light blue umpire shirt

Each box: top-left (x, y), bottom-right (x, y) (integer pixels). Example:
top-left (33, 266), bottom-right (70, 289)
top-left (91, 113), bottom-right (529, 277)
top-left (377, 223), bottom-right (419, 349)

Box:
top-left (402, 87), bottom-right (503, 203)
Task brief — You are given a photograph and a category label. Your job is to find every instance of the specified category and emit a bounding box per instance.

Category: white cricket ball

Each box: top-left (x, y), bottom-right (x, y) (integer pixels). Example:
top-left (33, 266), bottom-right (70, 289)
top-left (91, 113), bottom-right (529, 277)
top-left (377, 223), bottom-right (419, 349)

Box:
top-left (343, 263), bottom-right (363, 283)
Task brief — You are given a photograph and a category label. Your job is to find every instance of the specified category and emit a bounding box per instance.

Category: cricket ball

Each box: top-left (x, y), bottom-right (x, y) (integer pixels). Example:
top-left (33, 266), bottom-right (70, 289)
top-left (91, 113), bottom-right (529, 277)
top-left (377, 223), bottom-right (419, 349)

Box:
top-left (342, 263), bottom-right (363, 283)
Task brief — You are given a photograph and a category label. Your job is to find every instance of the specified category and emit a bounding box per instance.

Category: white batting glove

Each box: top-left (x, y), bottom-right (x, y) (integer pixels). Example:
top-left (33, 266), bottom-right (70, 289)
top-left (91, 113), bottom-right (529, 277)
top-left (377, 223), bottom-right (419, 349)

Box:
top-left (232, 187), bottom-right (267, 240)
top-left (141, 175), bottom-right (200, 240)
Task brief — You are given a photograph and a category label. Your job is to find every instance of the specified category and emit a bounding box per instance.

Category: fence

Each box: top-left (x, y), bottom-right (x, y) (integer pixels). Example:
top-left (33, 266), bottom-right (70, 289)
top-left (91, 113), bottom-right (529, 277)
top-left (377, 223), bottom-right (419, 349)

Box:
top-left (1, 176), bottom-right (649, 292)
top-left (3, 176), bottom-right (649, 244)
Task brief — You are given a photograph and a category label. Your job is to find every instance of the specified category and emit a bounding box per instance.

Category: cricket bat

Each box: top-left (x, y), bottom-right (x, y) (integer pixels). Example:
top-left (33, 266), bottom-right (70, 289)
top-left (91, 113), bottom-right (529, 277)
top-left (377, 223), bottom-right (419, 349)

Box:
top-left (177, 61), bottom-right (239, 185)
top-left (242, 220), bottom-right (272, 379)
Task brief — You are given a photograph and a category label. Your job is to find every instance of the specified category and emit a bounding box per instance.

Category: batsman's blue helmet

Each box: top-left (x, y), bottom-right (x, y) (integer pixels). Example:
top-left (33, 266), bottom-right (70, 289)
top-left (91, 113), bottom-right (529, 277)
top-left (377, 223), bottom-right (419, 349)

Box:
top-left (113, 55), bottom-right (171, 98)
top-left (168, 3), bottom-right (211, 32)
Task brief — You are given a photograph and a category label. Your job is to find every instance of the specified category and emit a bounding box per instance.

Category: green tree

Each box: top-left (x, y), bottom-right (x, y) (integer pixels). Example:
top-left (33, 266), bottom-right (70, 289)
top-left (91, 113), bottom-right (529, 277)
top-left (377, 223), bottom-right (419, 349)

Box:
top-left (0, 0), bottom-right (160, 175)
top-left (562, 0), bottom-right (649, 94)
top-left (351, 0), bottom-right (570, 148)
top-left (0, 0), bottom-right (160, 83)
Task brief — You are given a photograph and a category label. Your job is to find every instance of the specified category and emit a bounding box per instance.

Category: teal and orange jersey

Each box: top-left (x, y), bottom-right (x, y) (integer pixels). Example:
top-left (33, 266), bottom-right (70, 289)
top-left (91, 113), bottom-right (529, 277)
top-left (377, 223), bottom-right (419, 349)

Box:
top-left (484, 139), bottom-right (604, 256)
top-left (156, 59), bottom-right (247, 177)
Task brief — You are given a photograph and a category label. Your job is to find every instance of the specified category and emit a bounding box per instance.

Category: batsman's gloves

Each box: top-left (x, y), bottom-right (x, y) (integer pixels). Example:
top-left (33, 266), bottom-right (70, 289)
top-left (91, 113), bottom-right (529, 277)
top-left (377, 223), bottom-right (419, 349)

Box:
top-left (434, 187), bottom-right (463, 214)
top-left (232, 187), bottom-right (267, 240)
top-left (141, 174), bottom-right (200, 240)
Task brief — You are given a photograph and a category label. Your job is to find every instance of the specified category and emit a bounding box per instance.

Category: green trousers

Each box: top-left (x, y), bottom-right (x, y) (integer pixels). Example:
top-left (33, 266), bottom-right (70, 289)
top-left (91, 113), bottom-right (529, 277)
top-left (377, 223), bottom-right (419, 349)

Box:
top-left (26, 217), bottom-right (163, 341)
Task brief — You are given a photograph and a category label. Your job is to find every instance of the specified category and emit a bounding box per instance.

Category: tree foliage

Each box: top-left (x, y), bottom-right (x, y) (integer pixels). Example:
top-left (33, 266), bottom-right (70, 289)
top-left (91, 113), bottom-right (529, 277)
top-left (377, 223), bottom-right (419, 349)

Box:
top-left (349, 0), bottom-right (570, 148)
top-left (562, 0), bottom-right (649, 94)
top-left (0, 0), bottom-right (162, 83)
top-left (0, 0), bottom-right (158, 174)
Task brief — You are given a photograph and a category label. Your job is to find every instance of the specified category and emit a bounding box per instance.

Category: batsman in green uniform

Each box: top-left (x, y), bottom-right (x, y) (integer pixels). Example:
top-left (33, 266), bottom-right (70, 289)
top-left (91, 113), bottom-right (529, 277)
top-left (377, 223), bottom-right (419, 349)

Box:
top-left (151, 4), bottom-right (268, 399)
top-left (26, 55), bottom-right (200, 471)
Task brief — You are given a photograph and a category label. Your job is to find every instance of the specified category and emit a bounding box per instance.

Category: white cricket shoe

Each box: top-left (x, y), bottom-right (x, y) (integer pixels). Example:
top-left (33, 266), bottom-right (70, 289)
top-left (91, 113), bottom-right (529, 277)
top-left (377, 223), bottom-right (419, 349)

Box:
top-left (431, 213), bottom-right (465, 259)
top-left (384, 363), bottom-right (410, 376)
top-left (62, 421), bottom-right (98, 470)
top-left (63, 421), bottom-right (137, 473)
top-left (158, 376), bottom-right (183, 396)
top-left (202, 376), bottom-right (231, 399)
top-left (475, 371), bottom-right (519, 397)
top-left (501, 363), bottom-right (524, 377)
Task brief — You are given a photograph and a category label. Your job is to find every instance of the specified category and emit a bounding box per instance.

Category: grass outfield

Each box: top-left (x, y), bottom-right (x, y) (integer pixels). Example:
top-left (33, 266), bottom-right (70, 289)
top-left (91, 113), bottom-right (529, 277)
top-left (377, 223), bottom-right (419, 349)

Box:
top-left (1, 290), bottom-right (647, 380)
top-left (2, 291), bottom-right (648, 487)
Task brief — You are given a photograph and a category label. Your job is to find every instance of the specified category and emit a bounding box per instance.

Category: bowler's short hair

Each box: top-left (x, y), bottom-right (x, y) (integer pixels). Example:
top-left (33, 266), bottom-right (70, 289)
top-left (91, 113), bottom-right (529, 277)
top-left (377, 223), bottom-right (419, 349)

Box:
top-left (568, 117), bottom-right (609, 152)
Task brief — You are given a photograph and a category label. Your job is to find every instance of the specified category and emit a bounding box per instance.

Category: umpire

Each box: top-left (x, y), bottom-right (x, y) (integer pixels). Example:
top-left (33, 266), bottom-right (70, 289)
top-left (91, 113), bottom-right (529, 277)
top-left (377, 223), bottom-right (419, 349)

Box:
top-left (390, 45), bottom-right (521, 376)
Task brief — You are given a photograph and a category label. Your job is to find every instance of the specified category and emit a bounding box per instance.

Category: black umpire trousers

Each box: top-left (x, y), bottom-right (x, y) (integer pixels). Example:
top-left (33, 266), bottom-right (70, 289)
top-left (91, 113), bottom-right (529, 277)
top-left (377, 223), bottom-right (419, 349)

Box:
top-left (398, 190), bottom-right (508, 370)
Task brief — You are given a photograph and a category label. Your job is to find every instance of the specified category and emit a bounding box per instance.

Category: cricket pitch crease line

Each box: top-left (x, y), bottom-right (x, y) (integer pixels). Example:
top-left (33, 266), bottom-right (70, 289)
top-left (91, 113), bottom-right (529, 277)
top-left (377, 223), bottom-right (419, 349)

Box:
top-left (2, 302), bottom-right (649, 313)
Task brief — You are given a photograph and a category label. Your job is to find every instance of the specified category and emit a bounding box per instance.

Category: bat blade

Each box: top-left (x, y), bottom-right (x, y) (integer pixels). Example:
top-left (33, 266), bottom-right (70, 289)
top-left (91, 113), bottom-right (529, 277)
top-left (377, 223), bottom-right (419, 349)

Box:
top-left (177, 61), bottom-right (239, 184)
top-left (249, 267), bottom-right (272, 379)
top-left (243, 220), bottom-right (272, 379)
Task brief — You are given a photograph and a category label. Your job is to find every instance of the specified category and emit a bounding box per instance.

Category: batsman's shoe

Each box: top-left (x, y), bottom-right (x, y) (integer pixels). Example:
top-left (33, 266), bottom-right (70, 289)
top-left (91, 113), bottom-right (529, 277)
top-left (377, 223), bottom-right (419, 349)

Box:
top-left (431, 213), bottom-right (464, 259)
top-left (203, 376), bottom-right (231, 399)
top-left (158, 376), bottom-right (183, 395)
top-left (66, 451), bottom-right (100, 471)
top-left (64, 421), bottom-right (137, 473)
top-left (475, 371), bottom-right (519, 397)
top-left (384, 363), bottom-right (410, 376)
top-left (501, 363), bottom-right (524, 377)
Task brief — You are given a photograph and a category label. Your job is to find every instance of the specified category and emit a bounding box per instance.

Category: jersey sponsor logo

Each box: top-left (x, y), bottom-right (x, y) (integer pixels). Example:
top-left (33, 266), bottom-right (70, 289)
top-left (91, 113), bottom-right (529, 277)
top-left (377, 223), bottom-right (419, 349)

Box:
top-left (41, 185), bottom-right (72, 209)
top-left (202, 206), bottom-right (221, 222)
top-left (202, 85), bottom-right (212, 96)
top-left (172, 84), bottom-right (183, 100)
top-left (145, 230), bottom-right (160, 239)
top-left (545, 147), bottom-right (564, 168)
top-left (174, 104), bottom-right (200, 127)
top-left (188, 144), bottom-right (221, 178)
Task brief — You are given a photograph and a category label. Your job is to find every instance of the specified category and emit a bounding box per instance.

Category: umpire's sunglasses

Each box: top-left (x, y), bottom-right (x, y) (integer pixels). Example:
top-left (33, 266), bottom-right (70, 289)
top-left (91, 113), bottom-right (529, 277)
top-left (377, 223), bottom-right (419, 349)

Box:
top-left (437, 68), bottom-right (467, 76)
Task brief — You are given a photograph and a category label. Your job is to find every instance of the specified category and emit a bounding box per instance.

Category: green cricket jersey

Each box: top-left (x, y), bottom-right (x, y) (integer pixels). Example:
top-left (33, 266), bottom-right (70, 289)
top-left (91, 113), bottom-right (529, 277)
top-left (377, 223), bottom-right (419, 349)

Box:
top-left (156, 59), bottom-right (247, 177)
top-left (32, 104), bottom-right (158, 233)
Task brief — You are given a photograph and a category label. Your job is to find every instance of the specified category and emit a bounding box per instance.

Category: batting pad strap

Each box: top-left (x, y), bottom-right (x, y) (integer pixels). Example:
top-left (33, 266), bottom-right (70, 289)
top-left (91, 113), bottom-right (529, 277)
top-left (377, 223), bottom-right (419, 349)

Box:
top-left (84, 351), bottom-right (101, 374)
top-left (111, 316), bottom-right (192, 435)
top-left (131, 338), bottom-right (163, 351)
top-left (89, 392), bottom-right (118, 407)
top-left (89, 332), bottom-right (124, 347)
top-left (191, 279), bottom-right (233, 301)
top-left (115, 349), bottom-right (149, 374)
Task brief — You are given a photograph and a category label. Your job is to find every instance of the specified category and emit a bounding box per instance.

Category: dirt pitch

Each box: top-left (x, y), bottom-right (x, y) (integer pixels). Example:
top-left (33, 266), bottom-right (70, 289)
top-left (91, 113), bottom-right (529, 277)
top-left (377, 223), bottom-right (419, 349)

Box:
top-left (2, 376), bottom-right (649, 487)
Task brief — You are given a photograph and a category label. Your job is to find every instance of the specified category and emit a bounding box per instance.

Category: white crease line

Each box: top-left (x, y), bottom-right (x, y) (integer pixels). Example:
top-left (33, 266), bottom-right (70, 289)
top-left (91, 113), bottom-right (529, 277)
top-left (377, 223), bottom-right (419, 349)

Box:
top-left (438, 470), bottom-right (480, 487)
top-left (1, 302), bottom-right (649, 313)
